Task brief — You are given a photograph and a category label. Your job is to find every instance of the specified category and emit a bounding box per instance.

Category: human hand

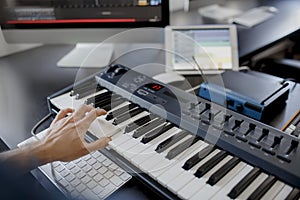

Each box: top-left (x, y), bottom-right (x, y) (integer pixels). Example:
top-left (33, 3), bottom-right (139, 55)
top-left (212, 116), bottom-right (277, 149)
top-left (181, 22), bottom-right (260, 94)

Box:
top-left (38, 105), bottom-right (112, 163)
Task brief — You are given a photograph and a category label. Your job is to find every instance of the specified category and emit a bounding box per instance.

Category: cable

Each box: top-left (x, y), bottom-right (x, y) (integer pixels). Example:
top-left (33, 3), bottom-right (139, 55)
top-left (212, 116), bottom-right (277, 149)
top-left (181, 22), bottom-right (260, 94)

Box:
top-left (31, 112), bottom-right (71, 197)
top-left (31, 113), bottom-right (52, 139)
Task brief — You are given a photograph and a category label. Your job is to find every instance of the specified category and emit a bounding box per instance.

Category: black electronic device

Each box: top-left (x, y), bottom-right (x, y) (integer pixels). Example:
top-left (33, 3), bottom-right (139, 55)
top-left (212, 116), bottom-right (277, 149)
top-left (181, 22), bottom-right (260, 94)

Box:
top-left (47, 64), bottom-right (300, 199)
top-left (199, 71), bottom-right (290, 122)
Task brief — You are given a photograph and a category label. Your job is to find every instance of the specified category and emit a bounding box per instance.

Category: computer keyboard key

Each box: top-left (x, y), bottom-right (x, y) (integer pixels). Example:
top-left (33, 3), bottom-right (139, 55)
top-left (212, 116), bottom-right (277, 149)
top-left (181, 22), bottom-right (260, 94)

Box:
top-left (88, 169), bottom-right (98, 177)
top-left (65, 162), bottom-right (76, 170)
top-left (59, 178), bottom-right (69, 188)
top-left (100, 183), bottom-right (116, 198)
top-left (114, 170), bottom-right (124, 176)
top-left (87, 180), bottom-right (98, 189)
top-left (71, 166), bottom-right (81, 174)
top-left (70, 178), bottom-right (81, 187)
top-left (120, 173), bottom-right (132, 181)
top-left (65, 184), bottom-right (75, 193)
top-left (76, 183), bottom-right (87, 193)
top-left (92, 162), bottom-right (102, 170)
top-left (93, 174), bottom-right (104, 182)
top-left (103, 159), bottom-right (113, 167)
top-left (60, 169), bottom-right (70, 177)
top-left (99, 179), bottom-right (110, 187)
top-left (55, 164), bottom-right (65, 172)
top-left (109, 163), bottom-right (119, 171)
top-left (76, 171), bottom-right (86, 179)
top-left (87, 158), bottom-right (97, 165)
top-left (104, 171), bottom-right (114, 179)
top-left (81, 176), bottom-right (91, 184)
top-left (99, 166), bottom-right (108, 174)
top-left (82, 188), bottom-right (98, 200)
top-left (110, 175), bottom-right (123, 187)
top-left (65, 173), bottom-right (76, 182)
top-left (77, 160), bottom-right (87, 168)
top-left (82, 165), bottom-right (92, 172)
top-left (92, 185), bottom-right (104, 195)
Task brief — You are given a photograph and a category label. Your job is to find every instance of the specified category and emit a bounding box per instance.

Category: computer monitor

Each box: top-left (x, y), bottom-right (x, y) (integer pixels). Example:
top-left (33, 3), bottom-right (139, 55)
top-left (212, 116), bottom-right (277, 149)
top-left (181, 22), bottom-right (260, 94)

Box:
top-left (0, 0), bottom-right (169, 67)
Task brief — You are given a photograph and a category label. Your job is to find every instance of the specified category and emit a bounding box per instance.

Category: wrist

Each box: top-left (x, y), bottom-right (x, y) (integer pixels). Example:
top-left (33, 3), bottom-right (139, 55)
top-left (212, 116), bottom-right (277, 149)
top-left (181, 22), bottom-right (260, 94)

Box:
top-left (28, 142), bottom-right (54, 166)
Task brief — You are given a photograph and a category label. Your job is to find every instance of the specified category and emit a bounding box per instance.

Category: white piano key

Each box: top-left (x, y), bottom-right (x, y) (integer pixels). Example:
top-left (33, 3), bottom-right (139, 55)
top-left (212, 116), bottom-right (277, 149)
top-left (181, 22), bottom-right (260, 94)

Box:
top-left (177, 154), bottom-right (232, 199)
top-left (236, 173), bottom-right (268, 200)
top-left (130, 128), bottom-right (180, 166)
top-left (157, 143), bottom-right (209, 186)
top-left (123, 142), bottom-right (150, 161)
top-left (261, 181), bottom-right (285, 200)
top-left (138, 134), bottom-right (194, 173)
top-left (210, 164), bottom-right (253, 200)
top-left (117, 138), bottom-right (141, 157)
top-left (122, 128), bottom-right (181, 159)
top-left (167, 149), bottom-right (221, 194)
top-left (190, 161), bottom-right (246, 200)
top-left (81, 101), bottom-right (133, 138)
top-left (273, 185), bottom-right (293, 200)
top-left (151, 140), bottom-right (207, 180)
top-left (104, 112), bottom-right (150, 146)
top-left (50, 89), bottom-right (107, 110)
top-left (109, 133), bottom-right (131, 149)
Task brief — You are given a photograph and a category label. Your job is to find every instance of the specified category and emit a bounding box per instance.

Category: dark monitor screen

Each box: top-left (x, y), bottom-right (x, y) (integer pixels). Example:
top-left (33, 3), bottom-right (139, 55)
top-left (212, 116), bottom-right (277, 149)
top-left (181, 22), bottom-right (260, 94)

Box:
top-left (0, 0), bottom-right (169, 29)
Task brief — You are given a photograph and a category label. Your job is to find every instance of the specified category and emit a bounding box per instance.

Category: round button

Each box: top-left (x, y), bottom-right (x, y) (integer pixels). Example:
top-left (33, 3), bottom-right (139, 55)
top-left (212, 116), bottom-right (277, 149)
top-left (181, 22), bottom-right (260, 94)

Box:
top-left (236, 104), bottom-right (243, 112)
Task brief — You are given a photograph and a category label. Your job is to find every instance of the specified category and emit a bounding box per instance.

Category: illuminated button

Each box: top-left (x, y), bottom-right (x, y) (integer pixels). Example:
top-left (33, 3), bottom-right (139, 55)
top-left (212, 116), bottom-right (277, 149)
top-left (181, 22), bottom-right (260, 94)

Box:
top-left (137, 89), bottom-right (148, 96)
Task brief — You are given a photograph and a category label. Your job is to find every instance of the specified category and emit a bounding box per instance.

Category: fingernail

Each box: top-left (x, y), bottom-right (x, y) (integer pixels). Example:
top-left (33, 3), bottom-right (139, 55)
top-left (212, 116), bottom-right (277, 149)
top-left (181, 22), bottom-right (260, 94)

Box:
top-left (96, 107), bottom-right (107, 115)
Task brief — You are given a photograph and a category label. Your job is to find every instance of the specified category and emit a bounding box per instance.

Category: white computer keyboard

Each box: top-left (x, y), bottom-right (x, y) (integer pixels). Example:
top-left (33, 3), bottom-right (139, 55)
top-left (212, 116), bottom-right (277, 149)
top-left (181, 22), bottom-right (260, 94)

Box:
top-left (18, 129), bottom-right (132, 200)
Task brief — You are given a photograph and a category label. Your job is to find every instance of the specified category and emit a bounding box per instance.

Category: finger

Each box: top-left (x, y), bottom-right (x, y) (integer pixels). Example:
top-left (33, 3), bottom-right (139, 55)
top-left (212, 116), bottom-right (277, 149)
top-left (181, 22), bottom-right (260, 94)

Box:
top-left (85, 137), bottom-right (112, 152)
top-left (72, 104), bottom-right (94, 121)
top-left (51, 108), bottom-right (74, 126)
top-left (79, 108), bottom-right (107, 130)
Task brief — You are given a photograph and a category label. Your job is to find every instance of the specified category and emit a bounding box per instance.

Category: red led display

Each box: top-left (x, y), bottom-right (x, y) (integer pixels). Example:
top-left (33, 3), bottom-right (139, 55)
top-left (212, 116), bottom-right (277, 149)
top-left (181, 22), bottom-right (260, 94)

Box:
top-left (151, 84), bottom-right (162, 91)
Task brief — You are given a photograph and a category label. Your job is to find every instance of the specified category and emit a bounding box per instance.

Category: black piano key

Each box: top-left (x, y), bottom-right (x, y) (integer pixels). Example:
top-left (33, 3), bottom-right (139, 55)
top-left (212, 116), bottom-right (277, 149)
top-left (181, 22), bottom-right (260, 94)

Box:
top-left (248, 175), bottom-right (277, 200)
top-left (141, 123), bottom-right (175, 144)
top-left (207, 156), bottom-right (240, 186)
top-left (106, 103), bottom-right (138, 121)
top-left (71, 79), bottom-right (99, 96)
top-left (101, 98), bottom-right (125, 111)
top-left (112, 107), bottom-right (145, 125)
top-left (166, 136), bottom-right (200, 160)
top-left (227, 167), bottom-right (261, 199)
top-left (194, 151), bottom-right (227, 178)
top-left (124, 114), bottom-right (153, 133)
top-left (155, 131), bottom-right (189, 153)
top-left (93, 92), bottom-right (114, 105)
top-left (132, 118), bottom-right (165, 138)
top-left (74, 84), bottom-right (103, 99)
top-left (85, 91), bottom-right (112, 105)
top-left (286, 188), bottom-right (300, 200)
top-left (95, 95), bottom-right (122, 108)
top-left (94, 97), bottom-right (113, 108)
top-left (182, 145), bottom-right (215, 170)
top-left (94, 92), bottom-right (115, 102)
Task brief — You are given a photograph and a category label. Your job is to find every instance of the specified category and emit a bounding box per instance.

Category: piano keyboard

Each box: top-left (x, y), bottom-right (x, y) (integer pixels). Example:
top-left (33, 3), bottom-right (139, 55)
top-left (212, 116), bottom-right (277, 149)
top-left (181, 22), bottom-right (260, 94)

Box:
top-left (47, 64), bottom-right (300, 200)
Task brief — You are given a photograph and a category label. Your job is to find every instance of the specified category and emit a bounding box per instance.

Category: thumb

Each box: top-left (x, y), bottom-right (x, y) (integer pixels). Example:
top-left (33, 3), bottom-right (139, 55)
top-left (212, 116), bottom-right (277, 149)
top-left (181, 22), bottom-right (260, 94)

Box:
top-left (85, 137), bottom-right (112, 152)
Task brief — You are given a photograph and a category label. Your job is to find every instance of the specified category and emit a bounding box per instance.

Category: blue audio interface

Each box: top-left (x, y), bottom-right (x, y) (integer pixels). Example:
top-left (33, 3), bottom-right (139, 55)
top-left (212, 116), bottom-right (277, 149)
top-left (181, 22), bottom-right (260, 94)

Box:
top-left (198, 71), bottom-right (290, 122)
